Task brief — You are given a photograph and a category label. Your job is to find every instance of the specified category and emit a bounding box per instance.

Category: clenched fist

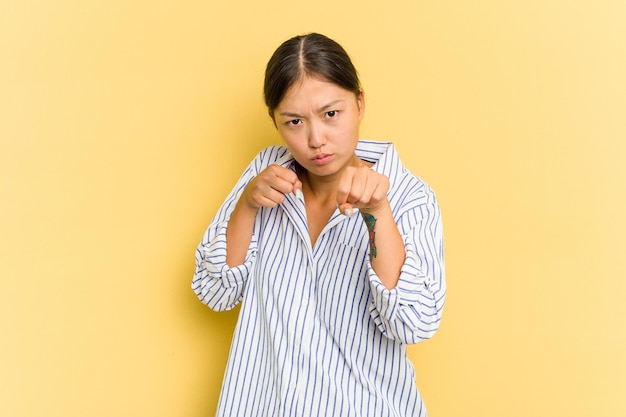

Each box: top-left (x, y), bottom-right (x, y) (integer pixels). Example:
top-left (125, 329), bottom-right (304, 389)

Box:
top-left (241, 164), bottom-right (303, 209)
top-left (336, 166), bottom-right (390, 216)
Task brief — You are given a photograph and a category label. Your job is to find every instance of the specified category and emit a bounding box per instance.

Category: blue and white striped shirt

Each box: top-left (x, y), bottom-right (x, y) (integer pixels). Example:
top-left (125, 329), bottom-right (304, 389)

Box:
top-left (193, 140), bottom-right (445, 417)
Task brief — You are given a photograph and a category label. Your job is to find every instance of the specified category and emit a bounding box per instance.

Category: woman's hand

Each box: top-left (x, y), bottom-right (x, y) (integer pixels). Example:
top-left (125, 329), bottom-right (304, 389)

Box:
top-left (226, 164), bottom-right (301, 267)
top-left (242, 164), bottom-right (303, 210)
top-left (336, 166), bottom-right (390, 216)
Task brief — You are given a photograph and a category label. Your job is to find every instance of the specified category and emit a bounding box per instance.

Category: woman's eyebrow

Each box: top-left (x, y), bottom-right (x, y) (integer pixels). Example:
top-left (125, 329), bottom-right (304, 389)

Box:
top-left (318, 99), bottom-right (343, 112)
top-left (279, 111), bottom-right (304, 118)
top-left (279, 99), bottom-right (344, 118)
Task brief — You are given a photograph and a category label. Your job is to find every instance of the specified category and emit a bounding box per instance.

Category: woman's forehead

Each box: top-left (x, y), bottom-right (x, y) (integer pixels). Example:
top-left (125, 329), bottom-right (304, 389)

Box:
top-left (280, 77), bottom-right (352, 107)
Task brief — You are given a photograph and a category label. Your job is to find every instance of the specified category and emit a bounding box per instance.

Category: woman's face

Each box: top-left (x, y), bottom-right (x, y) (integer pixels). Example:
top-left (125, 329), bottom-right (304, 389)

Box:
top-left (274, 76), bottom-right (364, 180)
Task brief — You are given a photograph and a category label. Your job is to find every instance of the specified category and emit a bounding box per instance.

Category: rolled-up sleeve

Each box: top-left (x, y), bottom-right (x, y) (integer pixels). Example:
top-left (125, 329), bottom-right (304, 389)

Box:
top-left (191, 150), bottom-right (271, 311)
top-left (368, 199), bottom-right (446, 344)
top-left (192, 221), bottom-right (258, 311)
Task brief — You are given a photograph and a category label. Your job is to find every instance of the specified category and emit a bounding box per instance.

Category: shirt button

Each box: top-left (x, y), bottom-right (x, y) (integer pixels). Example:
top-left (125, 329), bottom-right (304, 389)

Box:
top-left (290, 382), bottom-right (297, 390)
top-left (295, 338), bottom-right (301, 346)
top-left (302, 300), bottom-right (308, 307)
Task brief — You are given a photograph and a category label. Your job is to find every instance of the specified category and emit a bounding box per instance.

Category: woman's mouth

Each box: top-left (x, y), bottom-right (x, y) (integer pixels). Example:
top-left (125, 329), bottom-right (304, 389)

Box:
top-left (311, 153), bottom-right (333, 165)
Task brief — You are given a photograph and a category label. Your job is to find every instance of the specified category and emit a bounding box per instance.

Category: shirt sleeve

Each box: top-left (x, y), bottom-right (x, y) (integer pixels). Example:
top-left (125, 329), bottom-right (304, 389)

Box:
top-left (367, 192), bottom-right (446, 345)
top-left (192, 220), bottom-right (258, 311)
top-left (191, 153), bottom-right (266, 312)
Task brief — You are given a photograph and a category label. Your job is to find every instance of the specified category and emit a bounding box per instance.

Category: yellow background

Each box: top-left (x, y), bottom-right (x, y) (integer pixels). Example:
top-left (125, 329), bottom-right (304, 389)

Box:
top-left (2, 1), bottom-right (625, 416)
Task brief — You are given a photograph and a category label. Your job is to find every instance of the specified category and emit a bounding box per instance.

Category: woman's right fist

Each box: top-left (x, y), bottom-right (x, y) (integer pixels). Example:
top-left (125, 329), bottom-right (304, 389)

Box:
top-left (242, 164), bottom-right (303, 209)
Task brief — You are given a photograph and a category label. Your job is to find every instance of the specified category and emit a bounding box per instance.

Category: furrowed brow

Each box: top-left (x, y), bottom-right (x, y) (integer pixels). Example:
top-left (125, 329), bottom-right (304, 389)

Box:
top-left (279, 111), bottom-right (304, 118)
top-left (318, 99), bottom-right (343, 112)
top-left (278, 99), bottom-right (344, 118)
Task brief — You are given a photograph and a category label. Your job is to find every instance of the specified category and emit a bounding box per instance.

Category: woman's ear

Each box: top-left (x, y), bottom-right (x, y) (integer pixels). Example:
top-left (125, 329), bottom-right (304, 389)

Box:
top-left (357, 88), bottom-right (365, 121)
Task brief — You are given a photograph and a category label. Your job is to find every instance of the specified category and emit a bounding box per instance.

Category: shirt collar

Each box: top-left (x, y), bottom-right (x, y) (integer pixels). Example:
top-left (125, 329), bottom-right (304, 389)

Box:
top-left (354, 140), bottom-right (402, 184)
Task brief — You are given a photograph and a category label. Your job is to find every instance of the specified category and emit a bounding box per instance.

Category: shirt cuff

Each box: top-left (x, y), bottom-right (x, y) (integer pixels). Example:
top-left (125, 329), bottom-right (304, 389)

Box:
top-left (200, 222), bottom-right (258, 289)
top-left (367, 240), bottom-right (427, 325)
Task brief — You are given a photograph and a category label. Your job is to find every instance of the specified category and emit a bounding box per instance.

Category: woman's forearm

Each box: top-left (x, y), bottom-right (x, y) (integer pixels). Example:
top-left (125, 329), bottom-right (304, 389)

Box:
top-left (225, 198), bottom-right (259, 267)
top-left (362, 201), bottom-right (405, 290)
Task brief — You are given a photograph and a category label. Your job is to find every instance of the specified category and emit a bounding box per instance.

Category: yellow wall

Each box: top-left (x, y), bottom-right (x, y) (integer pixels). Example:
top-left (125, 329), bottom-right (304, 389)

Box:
top-left (2, 1), bottom-right (625, 416)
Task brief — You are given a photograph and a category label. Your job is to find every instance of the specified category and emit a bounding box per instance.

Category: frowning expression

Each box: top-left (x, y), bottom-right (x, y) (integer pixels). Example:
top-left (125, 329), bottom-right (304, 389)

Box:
top-left (274, 76), bottom-right (365, 179)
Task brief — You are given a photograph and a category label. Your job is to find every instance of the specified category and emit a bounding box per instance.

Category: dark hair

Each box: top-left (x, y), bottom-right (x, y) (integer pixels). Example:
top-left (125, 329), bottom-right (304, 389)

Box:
top-left (263, 33), bottom-right (361, 117)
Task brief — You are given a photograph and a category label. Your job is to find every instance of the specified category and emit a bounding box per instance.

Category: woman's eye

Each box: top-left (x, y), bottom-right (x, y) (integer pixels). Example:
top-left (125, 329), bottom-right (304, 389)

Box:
top-left (288, 119), bottom-right (301, 126)
top-left (326, 110), bottom-right (337, 118)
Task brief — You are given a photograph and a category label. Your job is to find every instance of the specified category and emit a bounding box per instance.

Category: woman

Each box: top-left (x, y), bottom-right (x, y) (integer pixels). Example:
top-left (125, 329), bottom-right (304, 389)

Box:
top-left (193, 33), bottom-right (446, 417)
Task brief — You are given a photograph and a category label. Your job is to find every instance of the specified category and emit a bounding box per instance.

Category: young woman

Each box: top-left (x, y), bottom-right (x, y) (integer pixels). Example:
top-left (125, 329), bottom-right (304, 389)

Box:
top-left (193, 33), bottom-right (446, 417)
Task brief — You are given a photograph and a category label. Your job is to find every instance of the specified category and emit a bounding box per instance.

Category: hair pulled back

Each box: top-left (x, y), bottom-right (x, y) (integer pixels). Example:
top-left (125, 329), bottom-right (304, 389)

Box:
top-left (263, 33), bottom-right (361, 117)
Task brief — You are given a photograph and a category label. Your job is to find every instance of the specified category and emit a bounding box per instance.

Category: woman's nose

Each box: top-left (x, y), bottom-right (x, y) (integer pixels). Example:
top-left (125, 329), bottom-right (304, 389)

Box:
top-left (308, 124), bottom-right (325, 148)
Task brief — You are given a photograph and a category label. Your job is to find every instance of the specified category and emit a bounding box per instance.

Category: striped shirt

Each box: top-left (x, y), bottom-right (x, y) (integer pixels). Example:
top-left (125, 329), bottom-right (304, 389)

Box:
top-left (193, 140), bottom-right (446, 417)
